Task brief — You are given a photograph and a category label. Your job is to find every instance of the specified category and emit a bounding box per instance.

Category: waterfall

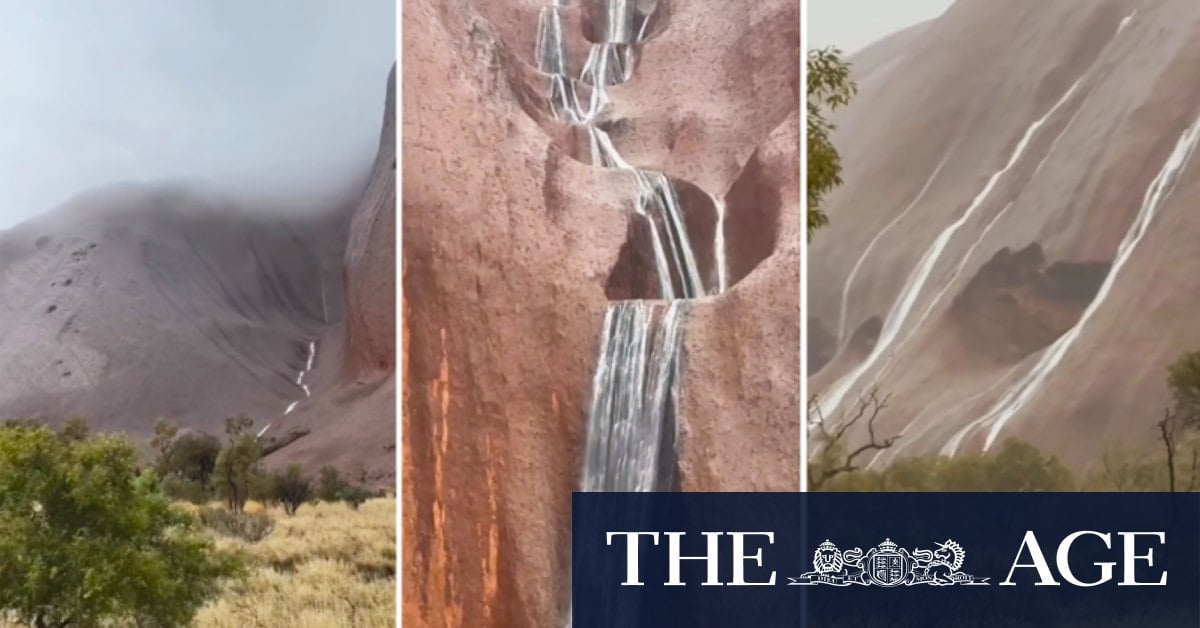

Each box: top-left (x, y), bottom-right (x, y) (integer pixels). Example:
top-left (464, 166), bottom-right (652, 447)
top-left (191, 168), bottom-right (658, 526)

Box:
top-left (582, 301), bottom-right (685, 492)
top-left (280, 339), bottom-right (318, 419)
top-left (536, 2), bottom-right (726, 622)
top-left (534, 0), bottom-right (716, 489)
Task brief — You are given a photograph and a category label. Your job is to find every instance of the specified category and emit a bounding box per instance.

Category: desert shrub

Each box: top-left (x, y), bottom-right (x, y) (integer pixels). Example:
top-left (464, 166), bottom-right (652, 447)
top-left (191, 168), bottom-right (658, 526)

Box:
top-left (314, 465), bottom-right (373, 509)
top-left (152, 417), bottom-right (179, 464)
top-left (162, 474), bottom-right (214, 504)
top-left (1169, 350), bottom-right (1200, 426)
top-left (820, 439), bottom-right (1077, 491)
top-left (252, 472), bottom-right (279, 507)
top-left (214, 433), bottom-right (263, 513)
top-left (197, 506), bottom-right (275, 543)
top-left (162, 430), bottom-right (221, 482)
top-left (273, 464), bottom-right (313, 516)
top-left (317, 465), bottom-right (347, 502)
top-left (0, 425), bottom-right (242, 626)
top-left (341, 484), bottom-right (375, 511)
top-left (56, 415), bottom-right (90, 444)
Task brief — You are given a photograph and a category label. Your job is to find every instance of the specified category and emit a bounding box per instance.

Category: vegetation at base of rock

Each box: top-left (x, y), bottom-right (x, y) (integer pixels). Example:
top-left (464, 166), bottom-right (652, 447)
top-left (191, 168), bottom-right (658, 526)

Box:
top-left (816, 439), bottom-right (1077, 491)
top-left (197, 507), bottom-right (276, 543)
top-left (813, 351), bottom-right (1200, 492)
top-left (0, 424), bottom-right (242, 627)
top-left (191, 499), bottom-right (396, 628)
top-left (274, 464), bottom-right (314, 516)
top-left (213, 416), bottom-right (264, 513)
top-left (806, 46), bottom-right (856, 240)
top-left (316, 465), bottom-right (377, 510)
top-left (1169, 350), bottom-right (1200, 426)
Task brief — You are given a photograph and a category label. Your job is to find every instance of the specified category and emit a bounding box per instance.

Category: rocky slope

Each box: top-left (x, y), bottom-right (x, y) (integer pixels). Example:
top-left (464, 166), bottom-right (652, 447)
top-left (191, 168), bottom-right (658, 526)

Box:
top-left (809, 0), bottom-right (1200, 471)
top-left (0, 70), bottom-right (396, 482)
top-left (267, 66), bottom-right (397, 482)
top-left (402, 0), bottom-right (798, 626)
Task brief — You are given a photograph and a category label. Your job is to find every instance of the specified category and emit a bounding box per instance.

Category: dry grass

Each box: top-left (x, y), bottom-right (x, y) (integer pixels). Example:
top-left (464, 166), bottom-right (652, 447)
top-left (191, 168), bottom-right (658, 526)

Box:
top-left (193, 498), bottom-right (396, 628)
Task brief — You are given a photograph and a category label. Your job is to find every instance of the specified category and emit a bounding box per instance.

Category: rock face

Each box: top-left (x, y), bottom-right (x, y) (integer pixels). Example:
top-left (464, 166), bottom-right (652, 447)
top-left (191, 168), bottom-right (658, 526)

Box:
top-left (346, 67), bottom-right (399, 376)
top-left (266, 66), bottom-right (398, 483)
top-left (679, 110), bottom-right (801, 492)
top-left (0, 71), bottom-right (397, 482)
top-left (0, 184), bottom-right (345, 435)
top-left (809, 0), bottom-right (1200, 471)
top-left (402, 0), bottom-right (799, 626)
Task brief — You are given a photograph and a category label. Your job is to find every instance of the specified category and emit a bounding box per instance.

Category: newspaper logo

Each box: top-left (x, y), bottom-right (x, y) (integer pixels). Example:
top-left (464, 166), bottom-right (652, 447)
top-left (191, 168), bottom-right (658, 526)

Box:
top-left (789, 538), bottom-right (989, 587)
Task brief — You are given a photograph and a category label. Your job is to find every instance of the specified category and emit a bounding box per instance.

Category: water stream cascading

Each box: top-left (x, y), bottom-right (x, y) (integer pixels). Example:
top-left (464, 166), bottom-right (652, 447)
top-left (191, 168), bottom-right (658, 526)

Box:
top-left (279, 339), bottom-right (318, 422)
top-left (536, 0), bottom-right (721, 501)
top-left (536, 3), bottom-right (729, 620)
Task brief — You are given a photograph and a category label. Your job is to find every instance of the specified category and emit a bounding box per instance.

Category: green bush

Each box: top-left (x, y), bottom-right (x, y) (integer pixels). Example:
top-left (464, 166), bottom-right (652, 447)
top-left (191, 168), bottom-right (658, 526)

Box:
top-left (341, 484), bottom-right (374, 510)
top-left (160, 430), bottom-right (221, 485)
top-left (820, 439), bottom-right (1077, 492)
top-left (161, 474), bottom-right (214, 504)
top-left (0, 424), bottom-right (242, 626)
top-left (317, 465), bottom-right (347, 502)
top-left (273, 464), bottom-right (313, 516)
top-left (197, 507), bottom-right (275, 543)
top-left (214, 433), bottom-right (263, 513)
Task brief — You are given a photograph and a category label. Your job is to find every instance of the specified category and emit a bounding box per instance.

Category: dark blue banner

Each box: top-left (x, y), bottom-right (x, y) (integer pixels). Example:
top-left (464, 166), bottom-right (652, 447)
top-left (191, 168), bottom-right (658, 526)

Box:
top-left (572, 493), bottom-right (1200, 627)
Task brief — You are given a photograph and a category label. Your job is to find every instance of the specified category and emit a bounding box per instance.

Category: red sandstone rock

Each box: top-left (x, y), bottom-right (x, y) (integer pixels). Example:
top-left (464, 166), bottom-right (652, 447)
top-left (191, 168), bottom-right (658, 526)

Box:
top-left (402, 0), bottom-right (800, 625)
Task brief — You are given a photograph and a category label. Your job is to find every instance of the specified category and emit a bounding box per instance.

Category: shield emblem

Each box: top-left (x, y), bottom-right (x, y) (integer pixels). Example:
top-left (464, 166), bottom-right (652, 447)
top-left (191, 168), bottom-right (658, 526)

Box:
top-left (869, 552), bottom-right (907, 586)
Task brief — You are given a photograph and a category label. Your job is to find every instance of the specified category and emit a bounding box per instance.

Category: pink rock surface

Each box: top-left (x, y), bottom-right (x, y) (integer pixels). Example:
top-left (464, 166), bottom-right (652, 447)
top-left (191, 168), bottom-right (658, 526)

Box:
top-left (809, 0), bottom-right (1200, 471)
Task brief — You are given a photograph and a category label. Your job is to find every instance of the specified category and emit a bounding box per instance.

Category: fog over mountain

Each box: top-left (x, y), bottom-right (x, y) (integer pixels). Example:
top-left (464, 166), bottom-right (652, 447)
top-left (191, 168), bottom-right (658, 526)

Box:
top-left (0, 0), bottom-right (393, 228)
top-left (0, 3), bottom-right (396, 481)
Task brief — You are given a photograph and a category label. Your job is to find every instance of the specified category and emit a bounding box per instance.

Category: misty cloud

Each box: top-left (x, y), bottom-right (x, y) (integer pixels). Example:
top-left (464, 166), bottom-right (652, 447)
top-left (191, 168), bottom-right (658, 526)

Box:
top-left (0, 1), bottom-right (394, 228)
top-left (809, 0), bottom-right (953, 53)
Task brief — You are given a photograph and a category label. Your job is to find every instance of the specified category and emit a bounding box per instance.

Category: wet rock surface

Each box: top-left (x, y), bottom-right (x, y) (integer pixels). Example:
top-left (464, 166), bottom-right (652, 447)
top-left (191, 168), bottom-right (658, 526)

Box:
top-left (402, 0), bottom-right (799, 625)
top-left (809, 0), bottom-right (1200, 470)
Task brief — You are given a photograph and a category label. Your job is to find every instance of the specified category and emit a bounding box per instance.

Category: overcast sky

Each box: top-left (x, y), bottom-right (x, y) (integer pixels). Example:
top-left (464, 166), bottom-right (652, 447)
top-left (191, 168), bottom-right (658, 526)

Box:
top-left (0, 1), bottom-right (393, 229)
top-left (809, 0), bottom-right (955, 53)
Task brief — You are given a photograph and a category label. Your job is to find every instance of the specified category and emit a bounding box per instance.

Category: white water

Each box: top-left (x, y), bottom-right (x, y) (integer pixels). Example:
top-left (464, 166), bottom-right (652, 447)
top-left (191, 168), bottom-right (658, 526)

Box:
top-left (296, 340), bottom-right (316, 397)
top-left (1031, 87), bottom-right (1090, 179)
top-left (978, 114), bottom-right (1200, 449)
top-left (539, 3), bottom-right (721, 300)
top-left (713, 195), bottom-right (728, 293)
top-left (582, 301), bottom-right (685, 492)
top-left (819, 79), bottom-right (1083, 420)
top-left (836, 153), bottom-right (950, 343)
top-left (1117, 10), bottom-right (1137, 34)
top-left (282, 340), bottom-right (318, 416)
top-left (901, 200), bottom-right (1015, 348)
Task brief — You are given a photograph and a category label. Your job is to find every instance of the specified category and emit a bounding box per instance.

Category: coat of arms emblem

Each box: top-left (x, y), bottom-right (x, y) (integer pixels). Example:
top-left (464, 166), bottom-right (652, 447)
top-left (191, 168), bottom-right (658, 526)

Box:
top-left (790, 538), bottom-right (989, 586)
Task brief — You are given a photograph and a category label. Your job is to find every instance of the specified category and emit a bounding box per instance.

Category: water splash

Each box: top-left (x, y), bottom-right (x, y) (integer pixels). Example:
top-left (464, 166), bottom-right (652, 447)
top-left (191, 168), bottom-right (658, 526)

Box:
top-left (979, 113), bottom-right (1200, 449)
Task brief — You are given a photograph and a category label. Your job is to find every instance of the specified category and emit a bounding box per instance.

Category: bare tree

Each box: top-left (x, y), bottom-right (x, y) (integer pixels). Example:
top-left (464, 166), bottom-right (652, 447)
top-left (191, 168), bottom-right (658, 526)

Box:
top-left (807, 387), bottom-right (899, 490)
top-left (1157, 409), bottom-right (1177, 493)
top-left (1156, 408), bottom-right (1199, 493)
